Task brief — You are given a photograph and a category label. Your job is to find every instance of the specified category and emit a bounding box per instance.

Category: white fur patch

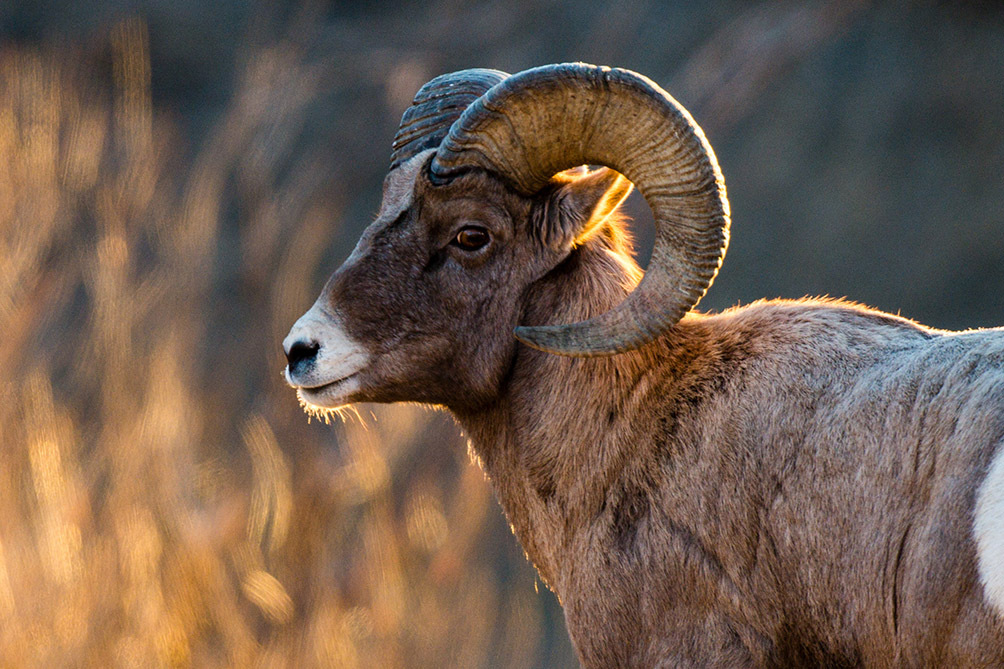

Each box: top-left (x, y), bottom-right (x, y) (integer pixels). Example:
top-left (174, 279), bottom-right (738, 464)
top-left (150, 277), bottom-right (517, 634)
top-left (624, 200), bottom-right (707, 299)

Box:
top-left (974, 444), bottom-right (1004, 615)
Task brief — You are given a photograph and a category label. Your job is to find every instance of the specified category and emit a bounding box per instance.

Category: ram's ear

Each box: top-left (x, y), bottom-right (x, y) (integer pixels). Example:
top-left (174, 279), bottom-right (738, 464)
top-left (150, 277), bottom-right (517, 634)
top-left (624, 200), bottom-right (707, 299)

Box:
top-left (533, 167), bottom-right (634, 250)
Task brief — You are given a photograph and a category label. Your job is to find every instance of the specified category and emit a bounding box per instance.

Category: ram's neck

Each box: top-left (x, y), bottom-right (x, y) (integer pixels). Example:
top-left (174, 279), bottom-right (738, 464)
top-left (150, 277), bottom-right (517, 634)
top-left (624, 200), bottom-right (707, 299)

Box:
top-left (452, 240), bottom-right (661, 592)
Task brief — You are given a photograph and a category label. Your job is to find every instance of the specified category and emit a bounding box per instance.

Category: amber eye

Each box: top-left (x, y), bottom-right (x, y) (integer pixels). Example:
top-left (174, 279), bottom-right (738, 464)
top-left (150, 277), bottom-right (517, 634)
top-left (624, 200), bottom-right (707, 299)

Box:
top-left (453, 226), bottom-right (490, 251)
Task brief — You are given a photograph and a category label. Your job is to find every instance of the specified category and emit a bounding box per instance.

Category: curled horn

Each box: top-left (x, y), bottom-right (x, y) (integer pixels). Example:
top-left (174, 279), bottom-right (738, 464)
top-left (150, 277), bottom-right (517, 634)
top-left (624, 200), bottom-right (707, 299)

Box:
top-left (430, 63), bottom-right (730, 357)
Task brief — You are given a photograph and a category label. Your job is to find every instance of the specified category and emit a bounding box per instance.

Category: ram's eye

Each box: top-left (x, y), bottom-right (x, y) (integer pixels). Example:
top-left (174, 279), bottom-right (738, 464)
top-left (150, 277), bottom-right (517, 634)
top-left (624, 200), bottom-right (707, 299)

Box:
top-left (453, 226), bottom-right (490, 250)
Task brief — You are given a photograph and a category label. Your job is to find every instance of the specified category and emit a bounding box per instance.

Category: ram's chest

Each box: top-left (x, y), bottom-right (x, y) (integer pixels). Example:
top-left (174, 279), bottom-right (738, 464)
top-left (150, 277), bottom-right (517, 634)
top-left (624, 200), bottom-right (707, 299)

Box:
top-left (550, 521), bottom-right (755, 667)
top-left (559, 562), bottom-right (760, 667)
top-left (557, 559), bottom-right (648, 667)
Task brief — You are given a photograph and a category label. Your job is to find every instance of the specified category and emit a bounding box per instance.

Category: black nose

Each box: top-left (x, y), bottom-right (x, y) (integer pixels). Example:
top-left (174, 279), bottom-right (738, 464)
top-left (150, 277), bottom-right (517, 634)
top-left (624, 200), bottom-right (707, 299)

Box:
top-left (285, 339), bottom-right (320, 375)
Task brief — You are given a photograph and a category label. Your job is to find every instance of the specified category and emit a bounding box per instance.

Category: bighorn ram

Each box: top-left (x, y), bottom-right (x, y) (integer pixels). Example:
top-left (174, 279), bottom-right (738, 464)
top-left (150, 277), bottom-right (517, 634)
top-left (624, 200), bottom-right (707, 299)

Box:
top-left (284, 63), bottom-right (1004, 666)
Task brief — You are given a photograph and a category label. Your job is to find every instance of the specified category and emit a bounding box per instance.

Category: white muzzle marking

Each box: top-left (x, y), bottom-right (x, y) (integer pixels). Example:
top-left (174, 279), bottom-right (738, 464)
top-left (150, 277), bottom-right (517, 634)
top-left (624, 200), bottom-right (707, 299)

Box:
top-left (284, 301), bottom-right (370, 408)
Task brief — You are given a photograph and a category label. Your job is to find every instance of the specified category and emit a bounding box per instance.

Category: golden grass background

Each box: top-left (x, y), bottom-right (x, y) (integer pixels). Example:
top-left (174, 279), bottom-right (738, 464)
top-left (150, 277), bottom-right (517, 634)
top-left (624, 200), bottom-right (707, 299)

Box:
top-left (0, 19), bottom-right (574, 667)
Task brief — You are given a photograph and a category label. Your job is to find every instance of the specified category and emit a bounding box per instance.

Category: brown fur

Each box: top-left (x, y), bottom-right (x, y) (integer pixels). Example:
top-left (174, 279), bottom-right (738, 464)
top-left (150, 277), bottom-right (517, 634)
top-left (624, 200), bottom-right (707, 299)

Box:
top-left (293, 155), bottom-right (1004, 667)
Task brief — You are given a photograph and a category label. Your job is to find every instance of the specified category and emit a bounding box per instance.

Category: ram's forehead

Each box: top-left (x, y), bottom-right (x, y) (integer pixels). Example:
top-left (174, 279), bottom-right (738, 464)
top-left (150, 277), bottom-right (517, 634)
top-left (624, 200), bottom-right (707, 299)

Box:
top-left (376, 149), bottom-right (435, 223)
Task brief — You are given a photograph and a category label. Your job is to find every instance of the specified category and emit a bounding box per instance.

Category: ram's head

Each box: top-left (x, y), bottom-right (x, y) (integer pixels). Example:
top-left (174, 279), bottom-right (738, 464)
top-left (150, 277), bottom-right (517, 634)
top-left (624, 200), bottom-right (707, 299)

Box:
top-left (283, 63), bottom-right (730, 414)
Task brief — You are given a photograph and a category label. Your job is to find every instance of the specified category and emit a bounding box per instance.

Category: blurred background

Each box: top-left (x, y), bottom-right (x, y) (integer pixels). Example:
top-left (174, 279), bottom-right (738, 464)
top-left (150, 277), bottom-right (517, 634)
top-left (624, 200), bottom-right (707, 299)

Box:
top-left (0, 1), bottom-right (1002, 666)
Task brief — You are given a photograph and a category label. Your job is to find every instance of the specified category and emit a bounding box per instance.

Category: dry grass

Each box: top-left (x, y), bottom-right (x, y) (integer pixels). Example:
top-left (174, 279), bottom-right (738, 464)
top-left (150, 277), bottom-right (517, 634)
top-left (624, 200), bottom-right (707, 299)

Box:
top-left (0, 18), bottom-right (572, 668)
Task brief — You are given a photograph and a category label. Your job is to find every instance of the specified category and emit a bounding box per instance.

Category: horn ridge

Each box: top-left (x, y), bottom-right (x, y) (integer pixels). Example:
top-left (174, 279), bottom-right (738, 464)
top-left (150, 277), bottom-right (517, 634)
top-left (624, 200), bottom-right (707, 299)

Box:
top-left (389, 68), bottom-right (509, 170)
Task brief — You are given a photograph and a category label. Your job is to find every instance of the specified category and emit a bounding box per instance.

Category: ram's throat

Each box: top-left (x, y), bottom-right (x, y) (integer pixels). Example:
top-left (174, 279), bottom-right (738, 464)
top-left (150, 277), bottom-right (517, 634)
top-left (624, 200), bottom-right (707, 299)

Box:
top-left (456, 344), bottom-right (656, 595)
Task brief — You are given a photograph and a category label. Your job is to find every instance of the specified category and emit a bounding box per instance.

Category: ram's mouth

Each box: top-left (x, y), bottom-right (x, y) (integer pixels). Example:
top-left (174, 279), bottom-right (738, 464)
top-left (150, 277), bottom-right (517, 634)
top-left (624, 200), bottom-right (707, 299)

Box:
top-left (290, 371), bottom-right (362, 410)
top-left (298, 372), bottom-right (357, 393)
